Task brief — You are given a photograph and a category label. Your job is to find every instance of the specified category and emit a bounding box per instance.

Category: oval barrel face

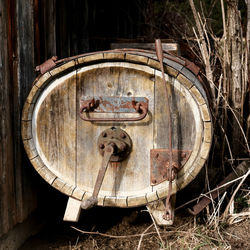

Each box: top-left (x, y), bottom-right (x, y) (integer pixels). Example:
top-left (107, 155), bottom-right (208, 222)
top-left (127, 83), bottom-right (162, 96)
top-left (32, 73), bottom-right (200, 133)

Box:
top-left (22, 52), bottom-right (212, 207)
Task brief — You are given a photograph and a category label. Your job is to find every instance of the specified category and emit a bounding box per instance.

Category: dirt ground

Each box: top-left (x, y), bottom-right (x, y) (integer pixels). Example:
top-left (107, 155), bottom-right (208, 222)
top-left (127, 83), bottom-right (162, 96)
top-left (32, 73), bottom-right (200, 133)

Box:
top-left (20, 206), bottom-right (249, 250)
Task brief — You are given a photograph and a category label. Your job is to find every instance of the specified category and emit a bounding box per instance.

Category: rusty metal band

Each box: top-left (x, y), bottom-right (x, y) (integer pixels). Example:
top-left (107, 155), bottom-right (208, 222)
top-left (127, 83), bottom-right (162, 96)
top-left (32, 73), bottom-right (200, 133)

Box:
top-left (36, 49), bottom-right (200, 79)
top-left (35, 49), bottom-right (212, 108)
top-left (155, 39), bottom-right (174, 221)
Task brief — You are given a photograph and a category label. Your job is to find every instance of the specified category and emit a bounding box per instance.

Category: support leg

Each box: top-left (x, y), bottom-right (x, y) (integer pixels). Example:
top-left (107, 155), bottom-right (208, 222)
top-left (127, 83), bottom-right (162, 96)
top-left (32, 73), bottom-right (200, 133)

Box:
top-left (63, 197), bottom-right (82, 222)
top-left (147, 194), bottom-right (176, 226)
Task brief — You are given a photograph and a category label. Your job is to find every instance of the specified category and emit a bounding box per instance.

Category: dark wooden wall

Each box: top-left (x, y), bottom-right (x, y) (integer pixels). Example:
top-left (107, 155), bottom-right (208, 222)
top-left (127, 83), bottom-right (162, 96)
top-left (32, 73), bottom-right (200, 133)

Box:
top-left (36, 0), bottom-right (142, 61)
top-left (0, 0), bottom-right (38, 237)
top-left (0, 0), bottom-right (142, 238)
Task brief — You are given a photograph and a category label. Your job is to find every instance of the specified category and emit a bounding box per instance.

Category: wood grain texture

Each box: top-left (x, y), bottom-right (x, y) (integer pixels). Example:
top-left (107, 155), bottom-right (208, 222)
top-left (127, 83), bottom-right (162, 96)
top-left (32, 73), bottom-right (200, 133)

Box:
top-left (76, 62), bottom-right (154, 201)
top-left (77, 53), bottom-right (104, 65)
top-left (125, 53), bottom-right (148, 64)
top-left (0, 0), bottom-right (15, 235)
top-left (111, 42), bottom-right (179, 54)
top-left (22, 51), bottom-right (213, 208)
top-left (34, 71), bottom-right (77, 186)
top-left (63, 197), bottom-right (82, 222)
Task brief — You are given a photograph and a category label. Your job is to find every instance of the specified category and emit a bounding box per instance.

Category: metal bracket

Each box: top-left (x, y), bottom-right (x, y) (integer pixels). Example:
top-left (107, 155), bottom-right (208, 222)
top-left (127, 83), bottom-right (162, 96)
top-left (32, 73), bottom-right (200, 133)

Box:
top-left (35, 56), bottom-right (57, 74)
top-left (97, 127), bottom-right (132, 162)
top-left (150, 149), bottom-right (192, 185)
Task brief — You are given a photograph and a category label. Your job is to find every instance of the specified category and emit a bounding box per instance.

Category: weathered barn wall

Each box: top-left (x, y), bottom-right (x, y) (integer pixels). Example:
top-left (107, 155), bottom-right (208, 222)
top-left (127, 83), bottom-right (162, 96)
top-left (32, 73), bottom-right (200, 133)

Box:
top-left (0, 0), bottom-right (38, 238)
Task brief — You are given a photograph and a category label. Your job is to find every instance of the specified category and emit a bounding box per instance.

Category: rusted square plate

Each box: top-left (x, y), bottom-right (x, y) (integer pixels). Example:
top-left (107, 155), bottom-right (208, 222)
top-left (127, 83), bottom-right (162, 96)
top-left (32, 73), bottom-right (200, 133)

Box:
top-left (150, 149), bottom-right (192, 185)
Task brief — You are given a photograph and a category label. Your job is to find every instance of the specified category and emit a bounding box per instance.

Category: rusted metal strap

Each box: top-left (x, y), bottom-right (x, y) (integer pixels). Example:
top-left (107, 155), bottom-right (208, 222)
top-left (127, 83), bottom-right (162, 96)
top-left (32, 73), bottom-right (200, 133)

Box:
top-left (35, 56), bottom-right (58, 74)
top-left (155, 39), bottom-right (175, 221)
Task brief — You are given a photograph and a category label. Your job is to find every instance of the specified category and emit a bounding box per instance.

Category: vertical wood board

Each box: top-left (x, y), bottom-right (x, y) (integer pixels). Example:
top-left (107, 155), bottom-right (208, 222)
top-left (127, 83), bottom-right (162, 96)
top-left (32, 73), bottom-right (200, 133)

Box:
top-left (33, 71), bottom-right (77, 187)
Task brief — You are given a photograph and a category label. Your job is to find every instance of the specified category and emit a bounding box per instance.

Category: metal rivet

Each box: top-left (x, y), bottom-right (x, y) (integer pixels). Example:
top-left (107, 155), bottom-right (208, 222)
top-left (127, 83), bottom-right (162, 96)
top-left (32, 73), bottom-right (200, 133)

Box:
top-left (120, 132), bottom-right (126, 139)
top-left (120, 142), bottom-right (126, 151)
top-left (181, 152), bottom-right (186, 158)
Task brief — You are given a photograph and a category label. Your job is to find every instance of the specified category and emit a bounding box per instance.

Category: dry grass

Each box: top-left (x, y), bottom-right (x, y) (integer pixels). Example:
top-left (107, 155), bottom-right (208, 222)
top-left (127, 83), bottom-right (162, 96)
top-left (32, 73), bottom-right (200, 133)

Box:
top-left (68, 211), bottom-right (249, 250)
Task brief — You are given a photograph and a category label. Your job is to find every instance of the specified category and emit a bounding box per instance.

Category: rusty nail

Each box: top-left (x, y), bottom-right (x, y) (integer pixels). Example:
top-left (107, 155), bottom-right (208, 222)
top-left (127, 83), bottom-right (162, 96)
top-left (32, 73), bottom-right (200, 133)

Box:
top-left (155, 153), bottom-right (159, 159)
top-left (102, 132), bottom-right (107, 137)
top-left (120, 132), bottom-right (126, 139)
top-left (120, 142), bottom-right (126, 151)
top-left (106, 147), bottom-right (113, 153)
top-left (99, 144), bottom-right (105, 149)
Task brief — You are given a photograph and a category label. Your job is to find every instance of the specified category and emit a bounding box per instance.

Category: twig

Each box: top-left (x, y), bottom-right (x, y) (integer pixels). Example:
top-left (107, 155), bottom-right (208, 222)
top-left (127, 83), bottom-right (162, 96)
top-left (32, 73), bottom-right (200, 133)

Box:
top-left (223, 169), bottom-right (250, 219)
top-left (147, 207), bottom-right (165, 248)
top-left (71, 226), bottom-right (158, 239)
top-left (74, 236), bottom-right (79, 249)
top-left (71, 226), bottom-right (224, 243)
top-left (207, 192), bottom-right (227, 226)
top-left (137, 224), bottom-right (153, 250)
top-left (203, 71), bottom-right (250, 153)
top-left (220, 126), bottom-right (234, 165)
top-left (189, 0), bottom-right (215, 100)
top-left (227, 211), bottom-right (250, 224)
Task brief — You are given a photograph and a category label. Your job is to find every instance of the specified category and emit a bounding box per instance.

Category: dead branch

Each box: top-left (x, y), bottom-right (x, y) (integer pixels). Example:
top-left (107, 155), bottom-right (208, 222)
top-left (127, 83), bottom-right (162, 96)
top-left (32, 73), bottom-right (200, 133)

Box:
top-left (188, 0), bottom-right (215, 101)
top-left (223, 168), bottom-right (250, 219)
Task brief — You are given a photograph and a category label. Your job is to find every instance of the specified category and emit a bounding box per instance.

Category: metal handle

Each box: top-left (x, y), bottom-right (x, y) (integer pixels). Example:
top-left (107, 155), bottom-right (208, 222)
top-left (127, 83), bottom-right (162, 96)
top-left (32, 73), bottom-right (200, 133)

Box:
top-left (81, 144), bottom-right (114, 210)
top-left (79, 97), bottom-right (148, 122)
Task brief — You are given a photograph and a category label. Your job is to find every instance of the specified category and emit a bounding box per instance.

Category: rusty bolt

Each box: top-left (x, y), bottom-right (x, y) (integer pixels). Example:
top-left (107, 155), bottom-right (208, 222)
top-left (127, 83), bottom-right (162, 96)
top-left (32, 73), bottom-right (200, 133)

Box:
top-left (181, 152), bottom-right (186, 158)
top-left (109, 142), bottom-right (115, 148)
top-left (152, 179), bottom-right (157, 184)
top-left (120, 132), bottom-right (126, 139)
top-left (119, 142), bottom-right (126, 151)
top-left (99, 144), bottom-right (105, 149)
top-left (102, 132), bottom-right (107, 137)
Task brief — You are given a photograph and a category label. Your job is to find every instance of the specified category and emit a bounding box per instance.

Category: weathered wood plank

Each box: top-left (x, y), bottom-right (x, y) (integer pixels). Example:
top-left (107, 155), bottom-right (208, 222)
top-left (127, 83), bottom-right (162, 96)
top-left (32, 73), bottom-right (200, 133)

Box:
top-left (63, 197), bottom-right (82, 222)
top-left (111, 42), bottom-right (180, 54)
top-left (77, 53), bottom-right (104, 65)
top-left (76, 61), bottom-right (154, 204)
top-left (153, 72), bottom-right (196, 150)
top-left (125, 53), bottom-right (148, 64)
top-left (15, 0), bottom-right (38, 224)
top-left (34, 71), bottom-right (77, 187)
top-left (40, 0), bottom-right (56, 60)
top-left (0, 0), bottom-right (16, 235)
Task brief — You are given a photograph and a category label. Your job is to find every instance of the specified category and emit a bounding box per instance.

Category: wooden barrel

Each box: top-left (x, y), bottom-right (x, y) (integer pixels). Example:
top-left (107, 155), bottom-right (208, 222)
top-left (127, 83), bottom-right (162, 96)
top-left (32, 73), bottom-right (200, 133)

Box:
top-left (22, 50), bottom-right (212, 208)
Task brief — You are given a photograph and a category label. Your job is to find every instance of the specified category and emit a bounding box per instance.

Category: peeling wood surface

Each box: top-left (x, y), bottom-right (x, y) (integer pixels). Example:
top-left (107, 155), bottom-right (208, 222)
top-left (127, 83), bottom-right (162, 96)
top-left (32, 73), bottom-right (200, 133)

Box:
top-left (22, 51), bottom-right (213, 208)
